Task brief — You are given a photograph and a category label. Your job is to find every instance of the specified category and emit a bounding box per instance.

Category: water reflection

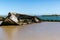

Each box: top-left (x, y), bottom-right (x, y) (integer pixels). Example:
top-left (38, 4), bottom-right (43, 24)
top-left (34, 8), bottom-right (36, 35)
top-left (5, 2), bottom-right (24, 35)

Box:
top-left (2, 26), bottom-right (16, 40)
top-left (0, 26), bottom-right (25, 40)
top-left (0, 22), bottom-right (60, 40)
top-left (0, 27), bottom-right (8, 40)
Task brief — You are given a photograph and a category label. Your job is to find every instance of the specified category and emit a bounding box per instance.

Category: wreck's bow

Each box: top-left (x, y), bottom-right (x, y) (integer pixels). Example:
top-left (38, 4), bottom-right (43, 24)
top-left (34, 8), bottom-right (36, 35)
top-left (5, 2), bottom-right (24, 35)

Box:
top-left (1, 12), bottom-right (19, 25)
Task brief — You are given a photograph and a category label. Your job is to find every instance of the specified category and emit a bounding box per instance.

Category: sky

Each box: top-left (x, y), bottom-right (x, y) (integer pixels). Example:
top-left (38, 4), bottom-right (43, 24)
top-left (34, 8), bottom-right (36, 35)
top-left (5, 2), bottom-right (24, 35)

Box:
top-left (0, 0), bottom-right (60, 15)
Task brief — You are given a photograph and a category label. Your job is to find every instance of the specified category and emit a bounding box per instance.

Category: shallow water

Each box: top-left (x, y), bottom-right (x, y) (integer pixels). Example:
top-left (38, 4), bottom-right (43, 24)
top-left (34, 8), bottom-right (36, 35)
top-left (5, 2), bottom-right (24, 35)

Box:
top-left (0, 22), bottom-right (60, 40)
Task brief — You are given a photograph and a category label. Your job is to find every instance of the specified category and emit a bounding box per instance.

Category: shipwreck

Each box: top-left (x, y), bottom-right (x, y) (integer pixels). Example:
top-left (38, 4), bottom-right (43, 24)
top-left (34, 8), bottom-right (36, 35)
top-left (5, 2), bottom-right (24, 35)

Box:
top-left (1, 12), bottom-right (41, 25)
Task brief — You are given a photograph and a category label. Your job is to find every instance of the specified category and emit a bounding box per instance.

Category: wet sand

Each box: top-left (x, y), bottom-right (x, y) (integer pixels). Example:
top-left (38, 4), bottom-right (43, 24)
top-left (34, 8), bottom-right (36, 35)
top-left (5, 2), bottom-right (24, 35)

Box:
top-left (0, 22), bottom-right (60, 40)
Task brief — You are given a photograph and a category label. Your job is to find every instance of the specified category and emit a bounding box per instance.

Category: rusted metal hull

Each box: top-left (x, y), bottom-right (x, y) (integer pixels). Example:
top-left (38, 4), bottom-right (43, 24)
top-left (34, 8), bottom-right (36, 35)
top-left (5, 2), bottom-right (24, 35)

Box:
top-left (1, 12), bottom-right (41, 25)
top-left (1, 18), bottom-right (19, 25)
top-left (1, 13), bottom-right (19, 25)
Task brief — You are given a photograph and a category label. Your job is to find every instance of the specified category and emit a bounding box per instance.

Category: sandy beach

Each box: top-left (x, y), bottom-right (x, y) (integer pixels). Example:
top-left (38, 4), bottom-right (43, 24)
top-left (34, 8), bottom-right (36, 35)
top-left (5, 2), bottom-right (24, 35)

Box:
top-left (0, 22), bottom-right (60, 40)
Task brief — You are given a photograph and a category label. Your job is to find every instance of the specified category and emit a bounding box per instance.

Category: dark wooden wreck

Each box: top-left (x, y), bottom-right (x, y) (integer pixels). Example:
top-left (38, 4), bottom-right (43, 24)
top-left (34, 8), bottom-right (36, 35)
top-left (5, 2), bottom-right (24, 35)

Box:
top-left (1, 12), bottom-right (41, 25)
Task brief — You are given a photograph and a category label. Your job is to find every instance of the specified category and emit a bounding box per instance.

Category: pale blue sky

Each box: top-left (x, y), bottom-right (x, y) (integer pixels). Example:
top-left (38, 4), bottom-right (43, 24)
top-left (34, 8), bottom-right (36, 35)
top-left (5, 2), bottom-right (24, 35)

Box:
top-left (0, 0), bottom-right (60, 15)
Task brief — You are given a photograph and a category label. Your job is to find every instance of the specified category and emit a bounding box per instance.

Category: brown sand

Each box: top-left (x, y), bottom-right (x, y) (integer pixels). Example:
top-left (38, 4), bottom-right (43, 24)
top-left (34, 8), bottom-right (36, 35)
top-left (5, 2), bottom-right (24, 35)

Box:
top-left (0, 22), bottom-right (60, 40)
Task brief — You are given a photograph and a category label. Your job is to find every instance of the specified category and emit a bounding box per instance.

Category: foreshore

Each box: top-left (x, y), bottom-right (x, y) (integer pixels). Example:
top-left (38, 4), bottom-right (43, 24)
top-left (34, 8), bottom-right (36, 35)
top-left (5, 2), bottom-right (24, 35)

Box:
top-left (0, 22), bottom-right (60, 40)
